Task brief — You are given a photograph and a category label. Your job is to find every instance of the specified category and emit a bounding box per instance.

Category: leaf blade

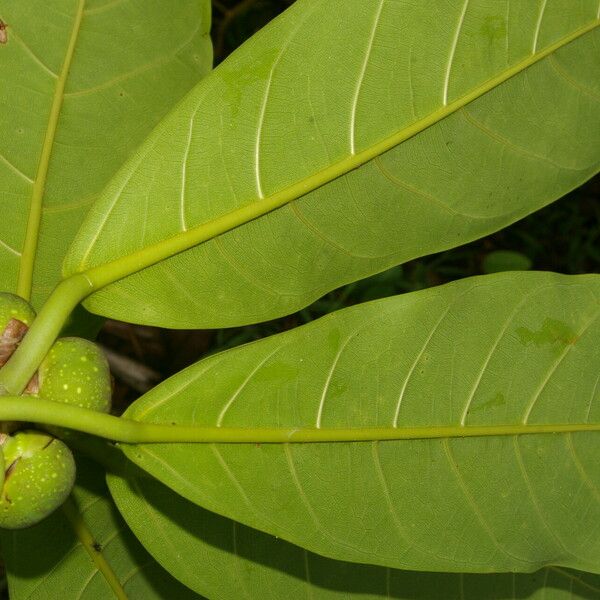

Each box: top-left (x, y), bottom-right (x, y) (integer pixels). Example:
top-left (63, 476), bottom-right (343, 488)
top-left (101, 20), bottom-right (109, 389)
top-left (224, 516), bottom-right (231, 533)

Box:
top-left (108, 462), bottom-right (600, 599)
top-left (0, 456), bottom-right (198, 599)
top-left (0, 0), bottom-right (212, 306)
top-left (120, 272), bottom-right (600, 573)
top-left (64, 0), bottom-right (600, 327)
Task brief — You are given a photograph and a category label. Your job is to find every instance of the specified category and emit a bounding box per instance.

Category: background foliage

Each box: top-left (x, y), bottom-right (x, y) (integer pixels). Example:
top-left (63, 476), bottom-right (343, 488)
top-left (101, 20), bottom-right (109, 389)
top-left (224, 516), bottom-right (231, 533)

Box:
top-left (98, 0), bottom-right (600, 408)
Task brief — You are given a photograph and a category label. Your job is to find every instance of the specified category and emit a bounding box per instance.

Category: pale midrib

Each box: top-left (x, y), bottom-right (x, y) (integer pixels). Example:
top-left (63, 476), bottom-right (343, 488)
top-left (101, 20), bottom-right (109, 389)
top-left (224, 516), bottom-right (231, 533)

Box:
top-left (124, 422), bottom-right (600, 444)
top-left (61, 497), bottom-right (129, 600)
top-left (1, 395), bottom-right (599, 444)
top-left (17, 0), bottom-right (85, 300)
top-left (81, 18), bottom-right (599, 291)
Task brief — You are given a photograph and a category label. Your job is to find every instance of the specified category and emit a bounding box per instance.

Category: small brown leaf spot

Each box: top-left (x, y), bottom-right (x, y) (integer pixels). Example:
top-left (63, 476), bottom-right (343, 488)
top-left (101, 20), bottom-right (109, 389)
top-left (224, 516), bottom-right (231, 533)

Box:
top-left (0, 21), bottom-right (8, 45)
top-left (92, 541), bottom-right (102, 552)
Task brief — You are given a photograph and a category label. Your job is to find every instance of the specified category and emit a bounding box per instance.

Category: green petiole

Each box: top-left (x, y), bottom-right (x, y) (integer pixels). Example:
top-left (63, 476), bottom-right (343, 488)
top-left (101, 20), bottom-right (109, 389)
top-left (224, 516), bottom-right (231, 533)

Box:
top-left (0, 397), bottom-right (597, 445)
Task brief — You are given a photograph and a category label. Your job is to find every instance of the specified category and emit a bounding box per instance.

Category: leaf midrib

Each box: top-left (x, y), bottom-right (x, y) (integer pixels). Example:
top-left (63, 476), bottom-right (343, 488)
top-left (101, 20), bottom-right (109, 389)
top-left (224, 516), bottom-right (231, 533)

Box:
top-left (17, 0), bottom-right (85, 300)
top-left (1, 396), bottom-right (599, 443)
top-left (61, 495), bottom-right (129, 600)
top-left (78, 17), bottom-right (600, 291)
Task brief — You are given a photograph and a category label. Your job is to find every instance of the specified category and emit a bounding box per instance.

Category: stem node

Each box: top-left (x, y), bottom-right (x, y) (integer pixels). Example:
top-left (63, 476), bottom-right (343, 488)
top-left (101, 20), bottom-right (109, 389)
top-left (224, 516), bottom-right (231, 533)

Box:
top-left (0, 275), bottom-right (93, 395)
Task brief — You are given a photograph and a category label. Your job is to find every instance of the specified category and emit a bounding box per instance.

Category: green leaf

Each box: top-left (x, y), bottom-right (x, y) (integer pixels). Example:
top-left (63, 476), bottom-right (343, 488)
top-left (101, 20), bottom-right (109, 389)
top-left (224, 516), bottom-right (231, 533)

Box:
top-left (482, 250), bottom-right (533, 273)
top-left (0, 456), bottom-right (198, 599)
top-left (108, 463), bottom-right (600, 599)
top-left (64, 0), bottom-right (600, 328)
top-left (119, 272), bottom-right (600, 573)
top-left (0, 0), bottom-right (212, 307)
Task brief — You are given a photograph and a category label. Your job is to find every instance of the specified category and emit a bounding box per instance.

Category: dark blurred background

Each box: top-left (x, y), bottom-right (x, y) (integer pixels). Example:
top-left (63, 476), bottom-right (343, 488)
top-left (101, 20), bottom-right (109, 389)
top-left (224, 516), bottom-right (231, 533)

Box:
top-left (98, 0), bottom-right (600, 410)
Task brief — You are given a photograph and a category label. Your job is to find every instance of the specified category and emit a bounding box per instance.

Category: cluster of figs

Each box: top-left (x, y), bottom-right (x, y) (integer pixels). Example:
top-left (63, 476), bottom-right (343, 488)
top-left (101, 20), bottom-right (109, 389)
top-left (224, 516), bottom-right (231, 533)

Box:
top-left (0, 293), bottom-right (111, 528)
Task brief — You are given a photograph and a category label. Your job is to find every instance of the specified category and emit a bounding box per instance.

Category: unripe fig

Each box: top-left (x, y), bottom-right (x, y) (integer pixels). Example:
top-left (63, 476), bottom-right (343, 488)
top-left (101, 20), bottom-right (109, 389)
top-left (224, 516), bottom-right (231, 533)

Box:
top-left (0, 293), bottom-right (35, 331)
top-left (0, 293), bottom-right (36, 368)
top-left (36, 337), bottom-right (112, 413)
top-left (0, 430), bottom-right (75, 529)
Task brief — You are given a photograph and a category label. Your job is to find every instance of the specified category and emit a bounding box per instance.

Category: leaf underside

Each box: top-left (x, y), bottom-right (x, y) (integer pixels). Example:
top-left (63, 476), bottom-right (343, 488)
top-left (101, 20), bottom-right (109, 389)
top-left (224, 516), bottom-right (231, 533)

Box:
top-left (65, 0), bottom-right (600, 328)
top-left (0, 0), bottom-right (212, 307)
top-left (114, 272), bottom-right (600, 574)
top-left (108, 465), bottom-right (600, 600)
top-left (0, 456), bottom-right (198, 600)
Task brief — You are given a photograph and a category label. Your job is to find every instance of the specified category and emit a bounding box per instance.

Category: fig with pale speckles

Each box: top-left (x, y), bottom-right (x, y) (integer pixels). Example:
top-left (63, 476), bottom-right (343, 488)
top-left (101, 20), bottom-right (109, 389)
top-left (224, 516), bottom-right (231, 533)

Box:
top-left (35, 337), bottom-right (112, 413)
top-left (0, 293), bottom-right (35, 332)
top-left (0, 430), bottom-right (75, 529)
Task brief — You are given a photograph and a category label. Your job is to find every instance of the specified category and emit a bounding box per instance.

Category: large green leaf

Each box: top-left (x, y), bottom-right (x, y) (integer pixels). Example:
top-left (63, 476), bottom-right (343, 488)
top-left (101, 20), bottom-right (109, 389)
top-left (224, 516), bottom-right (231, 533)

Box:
top-left (0, 0), bottom-right (212, 308)
top-left (64, 0), bottom-right (600, 328)
top-left (117, 272), bottom-right (600, 573)
top-left (108, 464), bottom-right (600, 599)
top-left (0, 456), bottom-right (198, 599)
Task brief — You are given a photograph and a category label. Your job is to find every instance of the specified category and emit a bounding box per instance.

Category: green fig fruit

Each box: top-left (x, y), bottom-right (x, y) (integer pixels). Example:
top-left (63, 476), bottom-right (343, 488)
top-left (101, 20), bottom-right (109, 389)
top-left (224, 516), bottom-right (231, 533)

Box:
top-left (0, 293), bottom-right (36, 368)
top-left (0, 430), bottom-right (75, 529)
top-left (36, 338), bottom-right (112, 413)
top-left (0, 293), bottom-right (35, 331)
